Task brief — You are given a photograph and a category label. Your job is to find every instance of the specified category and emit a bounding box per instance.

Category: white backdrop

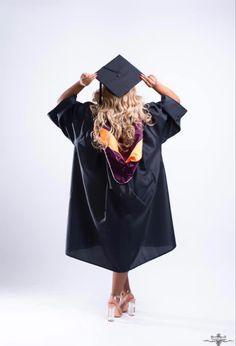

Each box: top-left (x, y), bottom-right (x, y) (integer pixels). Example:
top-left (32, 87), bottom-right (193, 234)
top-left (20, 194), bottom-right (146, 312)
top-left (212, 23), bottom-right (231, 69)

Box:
top-left (0, 0), bottom-right (235, 345)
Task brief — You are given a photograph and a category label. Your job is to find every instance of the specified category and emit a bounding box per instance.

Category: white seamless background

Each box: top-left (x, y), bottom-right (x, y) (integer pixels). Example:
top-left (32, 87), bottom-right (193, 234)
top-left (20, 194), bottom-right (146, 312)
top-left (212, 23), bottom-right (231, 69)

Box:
top-left (0, 1), bottom-right (235, 345)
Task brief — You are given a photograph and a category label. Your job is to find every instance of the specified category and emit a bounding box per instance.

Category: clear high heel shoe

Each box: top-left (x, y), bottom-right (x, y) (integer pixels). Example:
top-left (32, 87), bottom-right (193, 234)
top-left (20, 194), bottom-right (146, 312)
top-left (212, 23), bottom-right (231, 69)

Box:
top-left (107, 294), bottom-right (123, 322)
top-left (119, 289), bottom-right (136, 316)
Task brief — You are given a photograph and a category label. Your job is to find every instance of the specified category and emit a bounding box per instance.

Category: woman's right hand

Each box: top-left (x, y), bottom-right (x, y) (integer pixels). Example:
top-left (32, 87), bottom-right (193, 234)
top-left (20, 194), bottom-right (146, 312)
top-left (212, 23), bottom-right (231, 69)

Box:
top-left (140, 73), bottom-right (159, 88)
top-left (80, 72), bottom-right (97, 86)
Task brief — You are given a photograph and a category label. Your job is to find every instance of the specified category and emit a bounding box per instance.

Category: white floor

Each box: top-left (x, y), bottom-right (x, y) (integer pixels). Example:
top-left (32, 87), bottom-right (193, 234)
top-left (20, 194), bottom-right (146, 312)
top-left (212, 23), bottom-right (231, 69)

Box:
top-left (0, 286), bottom-right (234, 346)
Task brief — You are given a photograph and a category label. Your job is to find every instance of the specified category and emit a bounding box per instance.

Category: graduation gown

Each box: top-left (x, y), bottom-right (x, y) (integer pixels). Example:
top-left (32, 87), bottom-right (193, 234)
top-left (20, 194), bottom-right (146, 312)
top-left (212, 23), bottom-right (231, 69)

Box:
top-left (47, 94), bottom-right (188, 272)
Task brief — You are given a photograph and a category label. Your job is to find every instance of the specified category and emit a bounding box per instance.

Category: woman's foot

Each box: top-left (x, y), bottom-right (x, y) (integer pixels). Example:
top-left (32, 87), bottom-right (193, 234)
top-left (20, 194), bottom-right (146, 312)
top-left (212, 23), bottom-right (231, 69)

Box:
top-left (107, 294), bottom-right (123, 321)
top-left (119, 289), bottom-right (136, 314)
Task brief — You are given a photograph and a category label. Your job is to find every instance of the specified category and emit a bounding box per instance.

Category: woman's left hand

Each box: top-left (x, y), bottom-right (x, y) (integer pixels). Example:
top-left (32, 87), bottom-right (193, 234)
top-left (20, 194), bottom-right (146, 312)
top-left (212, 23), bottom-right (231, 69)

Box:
top-left (80, 72), bottom-right (97, 86)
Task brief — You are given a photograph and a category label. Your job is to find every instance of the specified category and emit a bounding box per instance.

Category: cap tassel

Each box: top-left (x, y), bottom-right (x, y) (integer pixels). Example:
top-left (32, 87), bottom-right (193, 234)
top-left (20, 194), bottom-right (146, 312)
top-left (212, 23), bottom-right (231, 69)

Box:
top-left (99, 81), bottom-right (103, 106)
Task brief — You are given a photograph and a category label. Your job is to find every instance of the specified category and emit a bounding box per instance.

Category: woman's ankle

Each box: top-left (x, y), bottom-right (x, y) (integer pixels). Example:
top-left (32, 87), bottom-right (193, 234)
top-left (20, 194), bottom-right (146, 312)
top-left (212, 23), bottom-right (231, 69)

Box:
top-left (123, 287), bottom-right (131, 293)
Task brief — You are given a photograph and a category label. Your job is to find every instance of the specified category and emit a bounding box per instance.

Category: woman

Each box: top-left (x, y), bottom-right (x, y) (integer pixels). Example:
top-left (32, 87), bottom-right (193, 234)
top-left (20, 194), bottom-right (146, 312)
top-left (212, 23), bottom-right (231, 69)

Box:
top-left (47, 67), bottom-right (188, 321)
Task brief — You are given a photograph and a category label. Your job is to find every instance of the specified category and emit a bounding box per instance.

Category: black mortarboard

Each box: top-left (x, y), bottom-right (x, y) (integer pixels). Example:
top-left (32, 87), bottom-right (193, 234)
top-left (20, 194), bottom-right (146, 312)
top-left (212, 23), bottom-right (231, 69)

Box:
top-left (96, 54), bottom-right (142, 104)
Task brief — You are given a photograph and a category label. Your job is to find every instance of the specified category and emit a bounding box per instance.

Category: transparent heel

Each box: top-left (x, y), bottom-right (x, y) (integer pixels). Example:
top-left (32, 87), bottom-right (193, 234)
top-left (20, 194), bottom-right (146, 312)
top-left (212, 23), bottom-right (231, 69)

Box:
top-left (107, 303), bottom-right (115, 322)
top-left (119, 289), bottom-right (136, 315)
top-left (128, 298), bottom-right (135, 316)
top-left (107, 294), bottom-right (122, 321)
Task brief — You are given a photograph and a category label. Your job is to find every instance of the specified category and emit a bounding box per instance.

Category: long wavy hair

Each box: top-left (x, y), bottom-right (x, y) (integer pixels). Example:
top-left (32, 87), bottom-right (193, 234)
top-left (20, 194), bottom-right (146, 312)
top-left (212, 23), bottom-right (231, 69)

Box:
top-left (89, 85), bottom-right (156, 152)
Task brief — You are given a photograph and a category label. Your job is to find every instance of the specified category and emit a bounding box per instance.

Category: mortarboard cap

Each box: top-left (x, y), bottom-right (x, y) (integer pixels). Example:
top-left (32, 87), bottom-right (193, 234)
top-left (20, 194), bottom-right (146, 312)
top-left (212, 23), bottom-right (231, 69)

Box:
top-left (96, 54), bottom-right (142, 104)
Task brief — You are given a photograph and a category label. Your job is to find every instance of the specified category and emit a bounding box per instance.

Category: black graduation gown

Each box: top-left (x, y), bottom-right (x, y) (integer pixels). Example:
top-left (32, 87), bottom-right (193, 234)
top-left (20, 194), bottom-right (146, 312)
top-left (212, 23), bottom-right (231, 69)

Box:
top-left (47, 94), bottom-right (188, 272)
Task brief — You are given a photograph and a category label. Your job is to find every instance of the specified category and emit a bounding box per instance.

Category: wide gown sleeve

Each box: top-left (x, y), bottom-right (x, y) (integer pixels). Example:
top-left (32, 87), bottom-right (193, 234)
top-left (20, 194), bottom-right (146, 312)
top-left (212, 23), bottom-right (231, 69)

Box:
top-left (147, 94), bottom-right (188, 144)
top-left (47, 94), bottom-right (89, 144)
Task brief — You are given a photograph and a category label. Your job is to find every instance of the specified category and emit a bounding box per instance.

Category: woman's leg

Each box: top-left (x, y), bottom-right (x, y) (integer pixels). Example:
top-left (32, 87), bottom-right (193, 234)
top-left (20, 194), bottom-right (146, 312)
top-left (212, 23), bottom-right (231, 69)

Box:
top-left (123, 273), bottom-right (131, 292)
top-left (108, 272), bottom-right (128, 317)
top-left (111, 272), bottom-right (128, 295)
top-left (109, 272), bottom-right (134, 316)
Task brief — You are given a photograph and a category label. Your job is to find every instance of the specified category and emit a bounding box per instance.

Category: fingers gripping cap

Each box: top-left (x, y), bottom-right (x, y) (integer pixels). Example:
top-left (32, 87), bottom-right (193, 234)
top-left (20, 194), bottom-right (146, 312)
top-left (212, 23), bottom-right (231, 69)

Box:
top-left (96, 54), bottom-right (142, 104)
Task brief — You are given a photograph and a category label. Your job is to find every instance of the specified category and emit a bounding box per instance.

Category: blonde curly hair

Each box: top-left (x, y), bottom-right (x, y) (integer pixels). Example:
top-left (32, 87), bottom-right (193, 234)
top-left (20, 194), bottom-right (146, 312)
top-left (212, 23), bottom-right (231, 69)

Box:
top-left (89, 85), bottom-right (156, 152)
